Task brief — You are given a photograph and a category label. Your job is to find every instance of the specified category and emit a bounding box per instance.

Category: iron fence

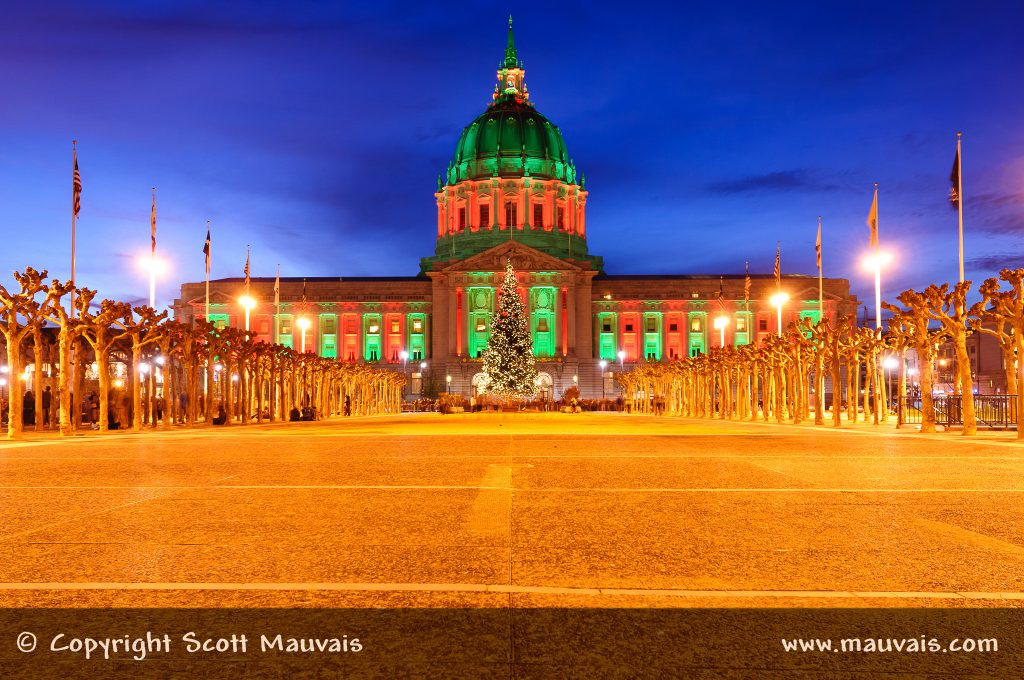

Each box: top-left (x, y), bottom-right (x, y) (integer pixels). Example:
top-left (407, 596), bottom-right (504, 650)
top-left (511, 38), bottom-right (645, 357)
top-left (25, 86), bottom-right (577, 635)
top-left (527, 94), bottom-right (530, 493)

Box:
top-left (900, 395), bottom-right (1018, 430)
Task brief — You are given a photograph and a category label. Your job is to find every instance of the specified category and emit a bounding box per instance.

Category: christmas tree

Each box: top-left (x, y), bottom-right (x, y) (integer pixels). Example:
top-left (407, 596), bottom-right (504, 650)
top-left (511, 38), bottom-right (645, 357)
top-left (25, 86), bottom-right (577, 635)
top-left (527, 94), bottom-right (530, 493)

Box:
top-left (481, 260), bottom-right (538, 398)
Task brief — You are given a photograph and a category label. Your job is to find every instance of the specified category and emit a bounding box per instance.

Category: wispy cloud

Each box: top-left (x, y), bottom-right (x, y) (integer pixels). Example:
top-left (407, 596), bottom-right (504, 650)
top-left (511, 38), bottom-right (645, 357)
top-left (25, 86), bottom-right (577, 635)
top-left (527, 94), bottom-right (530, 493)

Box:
top-left (707, 170), bottom-right (841, 195)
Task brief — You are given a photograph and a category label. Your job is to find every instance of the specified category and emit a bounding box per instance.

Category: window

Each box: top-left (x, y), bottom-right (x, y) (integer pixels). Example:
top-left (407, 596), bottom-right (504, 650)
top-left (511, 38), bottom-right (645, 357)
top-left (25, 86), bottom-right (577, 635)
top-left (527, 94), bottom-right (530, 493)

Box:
top-left (735, 316), bottom-right (747, 332)
top-left (533, 204), bottom-right (544, 228)
top-left (645, 317), bottom-right (657, 333)
top-left (625, 323), bottom-right (634, 332)
top-left (458, 207), bottom-right (466, 230)
top-left (602, 319), bottom-right (612, 333)
top-left (479, 204), bottom-right (489, 227)
top-left (390, 319), bottom-right (400, 333)
top-left (690, 318), bottom-right (702, 332)
top-left (412, 350), bottom-right (422, 361)
top-left (557, 207), bottom-right (565, 229)
top-left (669, 322), bottom-right (678, 332)
top-left (369, 349), bottom-right (378, 361)
top-left (411, 318), bottom-right (423, 333)
top-left (758, 318), bottom-right (768, 331)
top-left (279, 318), bottom-right (292, 335)
top-left (322, 317), bottom-right (336, 334)
top-left (504, 201), bottom-right (517, 227)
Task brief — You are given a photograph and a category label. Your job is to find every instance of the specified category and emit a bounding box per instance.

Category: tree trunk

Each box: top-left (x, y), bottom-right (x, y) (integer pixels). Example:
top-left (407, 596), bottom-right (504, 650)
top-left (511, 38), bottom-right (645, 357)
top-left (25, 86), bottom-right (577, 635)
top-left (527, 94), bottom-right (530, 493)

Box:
top-left (953, 330), bottom-right (977, 435)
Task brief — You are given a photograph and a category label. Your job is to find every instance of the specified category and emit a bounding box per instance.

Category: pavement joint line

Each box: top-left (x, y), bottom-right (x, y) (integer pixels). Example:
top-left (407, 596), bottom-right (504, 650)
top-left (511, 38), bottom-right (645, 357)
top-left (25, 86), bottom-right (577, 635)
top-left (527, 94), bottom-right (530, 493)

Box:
top-left (3, 485), bottom-right (1024, 492)
top-left (0, 582), bottom-right (1022, 600)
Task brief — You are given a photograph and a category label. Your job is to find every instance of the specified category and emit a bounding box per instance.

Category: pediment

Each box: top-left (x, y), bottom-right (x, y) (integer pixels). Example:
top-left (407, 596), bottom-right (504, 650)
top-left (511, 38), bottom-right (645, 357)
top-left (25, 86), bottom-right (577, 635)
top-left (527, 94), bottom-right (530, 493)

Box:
top-left (442, 241), bottom-right (581, 273)
top-left (792, 285), bottom-right (844, 302)
top-left (185, 289), bottom-right (236, 306)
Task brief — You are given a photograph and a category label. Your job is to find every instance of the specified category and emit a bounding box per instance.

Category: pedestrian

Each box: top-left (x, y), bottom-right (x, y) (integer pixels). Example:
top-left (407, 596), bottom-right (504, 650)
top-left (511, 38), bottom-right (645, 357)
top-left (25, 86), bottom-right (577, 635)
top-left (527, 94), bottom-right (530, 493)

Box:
top-left (23, 389), bottom-right (35, 426)
top-left (344, 394), bottom-right (351, 417)
top-left (42, 386), bottom-right (52, 426)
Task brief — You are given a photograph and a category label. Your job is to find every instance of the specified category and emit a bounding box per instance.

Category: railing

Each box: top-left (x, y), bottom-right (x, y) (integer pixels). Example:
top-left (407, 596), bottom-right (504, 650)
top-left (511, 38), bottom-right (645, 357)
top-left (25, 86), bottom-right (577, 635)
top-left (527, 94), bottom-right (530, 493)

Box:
top-left (900, 395), bottom-right (1018, 430)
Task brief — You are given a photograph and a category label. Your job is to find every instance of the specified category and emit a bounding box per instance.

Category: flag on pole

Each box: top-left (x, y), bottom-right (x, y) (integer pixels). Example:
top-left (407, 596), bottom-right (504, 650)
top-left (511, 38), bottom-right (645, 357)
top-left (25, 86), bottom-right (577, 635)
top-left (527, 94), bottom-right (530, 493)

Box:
top-left (815, 218), bottom-right (822, 271)
top-left (773, 242), bottom-right (781, 289)
top-left (949, 146), bottom-right (961, 210)
top-left (203, 223), bottom-right (211, 274)
top-left (72, 151), bottom-right (82, 217)
top-left (301, 277), bottom-right (307, 304)
top-left (866, 186), bottom-right (879, 250)
top-left (244, 247), bottom-right (251, 288)
top-left (150, 189), bottom-right (157, 255)
top-left (274, 265), bottom-right (280, 305)
top-left (744, 261), bottom-right (751, 304)
top-left (716, 276), bottom-right (726, 311)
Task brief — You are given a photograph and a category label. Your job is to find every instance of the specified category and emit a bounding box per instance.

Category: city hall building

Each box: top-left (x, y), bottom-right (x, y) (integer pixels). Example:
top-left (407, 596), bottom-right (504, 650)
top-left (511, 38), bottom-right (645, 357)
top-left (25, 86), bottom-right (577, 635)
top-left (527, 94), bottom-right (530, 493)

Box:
top-left (174, 21), bottom-right (858, 400)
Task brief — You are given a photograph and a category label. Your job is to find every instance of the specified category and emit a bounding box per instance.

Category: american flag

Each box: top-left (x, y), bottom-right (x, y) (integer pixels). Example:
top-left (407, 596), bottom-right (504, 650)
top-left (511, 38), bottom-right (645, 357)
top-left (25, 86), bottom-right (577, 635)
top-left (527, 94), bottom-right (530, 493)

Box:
top-left (203, 223), bottom-right (211, 274)
top-left (773, 242), bottom-right (781, 289)
top-left (72, 150), bottom-right (82, 217)
top-left (244, 247), bottom-right (251, 288)
top-left (744, 261), bottom-right (750, 304)
top-left (949, 146), bottom-right (961, 210)
top-left (716, 276), bottom-right (726, 311)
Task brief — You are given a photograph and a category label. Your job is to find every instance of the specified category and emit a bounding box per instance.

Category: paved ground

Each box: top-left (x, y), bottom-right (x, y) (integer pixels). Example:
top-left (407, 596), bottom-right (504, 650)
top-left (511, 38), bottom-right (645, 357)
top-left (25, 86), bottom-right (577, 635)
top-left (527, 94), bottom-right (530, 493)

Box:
top-left (1, 413), bottom-right (1022, 609)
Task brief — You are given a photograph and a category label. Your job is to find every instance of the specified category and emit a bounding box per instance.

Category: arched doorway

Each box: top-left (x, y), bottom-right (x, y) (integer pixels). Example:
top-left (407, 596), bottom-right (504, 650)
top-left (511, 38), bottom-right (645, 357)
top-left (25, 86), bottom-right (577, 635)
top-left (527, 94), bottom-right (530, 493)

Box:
top-left (535, 372), bottom-right (553, 401)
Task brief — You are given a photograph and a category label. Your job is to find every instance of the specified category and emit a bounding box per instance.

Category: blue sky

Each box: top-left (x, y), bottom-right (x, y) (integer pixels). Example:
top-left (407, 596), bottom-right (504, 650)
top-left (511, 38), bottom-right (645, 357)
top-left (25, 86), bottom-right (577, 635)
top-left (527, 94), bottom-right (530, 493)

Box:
top-left (1, 1), bottom-right (1022, 310)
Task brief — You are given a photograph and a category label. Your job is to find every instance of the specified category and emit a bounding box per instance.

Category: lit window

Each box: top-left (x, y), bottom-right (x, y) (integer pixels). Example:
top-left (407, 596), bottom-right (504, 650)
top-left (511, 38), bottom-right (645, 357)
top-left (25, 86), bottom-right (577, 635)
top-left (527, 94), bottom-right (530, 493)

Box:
top-left (645, 317), bottom-right (657, 333)
top-left (602, 319), bottom-right (612, 333)
top-left (412, 318), bottom-right (423, 333)
top-left (390, 320), bottom-right (400, 333)
top-left (537, 318), bottom-right (549, 333)
top-left (322, 317), bottom-right (336, 334)
top-left (475, 318), bottom-right (487, 332)
top-left (691, 318), bottom-right (702, 332)
top-left (735, 317), bottom-right (747, 332)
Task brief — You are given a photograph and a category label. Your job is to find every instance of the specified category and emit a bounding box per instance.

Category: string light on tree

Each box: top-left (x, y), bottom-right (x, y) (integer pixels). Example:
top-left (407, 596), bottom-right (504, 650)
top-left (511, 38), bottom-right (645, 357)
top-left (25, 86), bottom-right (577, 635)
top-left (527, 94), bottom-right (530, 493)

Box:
top-left (481, 259), bottom-right (538, 398)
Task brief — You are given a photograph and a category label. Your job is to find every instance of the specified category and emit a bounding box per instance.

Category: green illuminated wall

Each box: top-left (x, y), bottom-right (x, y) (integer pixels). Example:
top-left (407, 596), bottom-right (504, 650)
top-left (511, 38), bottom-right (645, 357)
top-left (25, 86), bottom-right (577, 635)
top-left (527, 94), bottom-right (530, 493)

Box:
top-left (642, 312), bottom-right (662, 361)
top-left (597, 311), bottom-right (617, 360)
top-left (467, 287), bottom-right (493, 358)
top-left (207, 313), bottom-right (230, 331)
top-left (687, 311), bottom-right (706, 357)
top-left (363, 313), bottom-right (382, 361)
top-left (407, 312), bottom-right (426, 360)
top-left (733, 311), bottom-right (752, 347)
top-left (319, 314), bottom-right (337, 358)
top-left (276, 314), bottom-right (293, 349)
top-left (530, 286), bottom-right (556, 358)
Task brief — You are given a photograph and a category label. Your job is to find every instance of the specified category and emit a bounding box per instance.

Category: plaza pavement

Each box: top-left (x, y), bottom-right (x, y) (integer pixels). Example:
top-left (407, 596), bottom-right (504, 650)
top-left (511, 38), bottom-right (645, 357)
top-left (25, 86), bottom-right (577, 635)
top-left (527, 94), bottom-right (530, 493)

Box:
top-left (0, 412), bottom-right (1022, 609)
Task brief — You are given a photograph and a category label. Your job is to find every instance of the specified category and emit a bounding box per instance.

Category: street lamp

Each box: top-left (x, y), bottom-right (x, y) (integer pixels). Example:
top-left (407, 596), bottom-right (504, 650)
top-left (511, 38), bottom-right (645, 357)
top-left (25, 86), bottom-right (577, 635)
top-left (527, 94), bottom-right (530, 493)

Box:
top-left (139, 254), bottom-right (166, 310)
top-left (617, 350), bottom-right (626, 369)
top-left (713, 315), bottom-right (729, 348)
top-left (769, 292), bottom-right (790, 336)
top-left (239, 294), bottom-right (256, 332)
top-left (445, 374), bottom-right (452, 393)
top-left (399, 350), bottom-right (408, 367)
top-left (883, 355), bottom-right (898, 410)
top-left (862, 250), bottom-right (893, 330)
top-left (420, 361), bottom-right (427, 370)
top-left (296, 316), bottom-right (311, 354)
top-left (599, 360), bottom-right (608, 400)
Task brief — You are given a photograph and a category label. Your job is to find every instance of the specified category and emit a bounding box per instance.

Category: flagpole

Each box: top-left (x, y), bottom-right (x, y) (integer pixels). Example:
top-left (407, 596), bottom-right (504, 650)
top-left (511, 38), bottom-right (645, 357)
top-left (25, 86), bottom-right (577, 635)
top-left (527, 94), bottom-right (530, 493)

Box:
top-left (149, 187), bottom-right (157, 309)
top-left (70, 140), bottom-right (78, 319)
top-left (873, 183), bottom-right (881, 331)
top-left (817, 215), bottom-right (823, 321)
top-left (956, 131), bottom-right (964, 283)
top-left (274, 264), bottom-right (280, 345)
top-left (205, 220), bottom-right (211, 322)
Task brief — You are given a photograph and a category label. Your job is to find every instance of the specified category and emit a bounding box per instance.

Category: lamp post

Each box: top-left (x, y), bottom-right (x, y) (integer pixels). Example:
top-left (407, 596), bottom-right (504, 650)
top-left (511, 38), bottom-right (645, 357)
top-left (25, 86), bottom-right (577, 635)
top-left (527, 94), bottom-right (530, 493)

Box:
top-left (296, 316), bottom-right (311, 354)
top-left (599, 360), bottom-right (608, 400)
top-left (769, 292), bottom-right (790, 336)
top-left (239, 294), bottom-right (256, 332)
top-left (883, 355), bottom-right (898, 412)
top-left (713, 315), bottom-right (729, 348)
top-left (617, 350), bottom-right (626, 370)
top-left (863, 251), bottom-right (893, 330)
top-left (446, 374), bottom-right (452, 394)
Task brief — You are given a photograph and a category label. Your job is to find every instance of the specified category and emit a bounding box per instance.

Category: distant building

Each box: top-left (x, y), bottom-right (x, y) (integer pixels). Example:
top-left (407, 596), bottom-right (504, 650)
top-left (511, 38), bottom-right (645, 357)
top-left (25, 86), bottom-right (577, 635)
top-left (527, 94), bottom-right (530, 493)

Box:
top-left (174, 20), bottom-right (858, 400)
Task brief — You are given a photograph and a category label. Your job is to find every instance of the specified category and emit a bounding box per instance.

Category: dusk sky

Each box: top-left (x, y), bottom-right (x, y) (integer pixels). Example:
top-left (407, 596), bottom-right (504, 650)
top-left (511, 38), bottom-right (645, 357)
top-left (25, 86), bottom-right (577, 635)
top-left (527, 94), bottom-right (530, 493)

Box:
top-left (2, 1), bottom-right (1022, 311)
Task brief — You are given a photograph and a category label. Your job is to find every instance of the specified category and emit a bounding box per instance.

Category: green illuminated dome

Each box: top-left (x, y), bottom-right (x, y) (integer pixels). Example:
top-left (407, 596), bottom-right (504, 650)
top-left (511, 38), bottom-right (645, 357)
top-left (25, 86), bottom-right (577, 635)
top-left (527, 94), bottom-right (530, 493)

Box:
top-left (443, 17), bottom-right (578, 186)
top-left (447, 102), bottom-right (577, 184)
